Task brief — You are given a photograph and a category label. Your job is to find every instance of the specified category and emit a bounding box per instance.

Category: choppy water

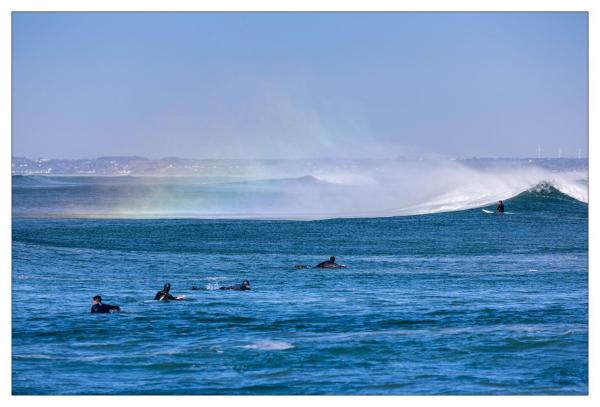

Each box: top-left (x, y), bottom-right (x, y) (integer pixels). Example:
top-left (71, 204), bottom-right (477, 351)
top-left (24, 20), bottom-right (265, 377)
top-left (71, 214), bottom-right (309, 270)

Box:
top-left (12, 178), bottom-right (588, 394)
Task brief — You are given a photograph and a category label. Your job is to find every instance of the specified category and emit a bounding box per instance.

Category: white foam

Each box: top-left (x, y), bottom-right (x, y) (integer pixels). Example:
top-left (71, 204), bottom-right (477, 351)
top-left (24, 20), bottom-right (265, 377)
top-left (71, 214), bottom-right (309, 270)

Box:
top-left (15, 354), bottom-right (54, 359)
top-left (243, 340), bottom-right (294, 351)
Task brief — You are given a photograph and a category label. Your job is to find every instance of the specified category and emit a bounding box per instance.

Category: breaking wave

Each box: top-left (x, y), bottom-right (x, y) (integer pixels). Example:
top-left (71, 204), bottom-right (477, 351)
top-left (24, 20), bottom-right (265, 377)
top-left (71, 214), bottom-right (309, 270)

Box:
top-left (12, 160), bottom-right (587, 219)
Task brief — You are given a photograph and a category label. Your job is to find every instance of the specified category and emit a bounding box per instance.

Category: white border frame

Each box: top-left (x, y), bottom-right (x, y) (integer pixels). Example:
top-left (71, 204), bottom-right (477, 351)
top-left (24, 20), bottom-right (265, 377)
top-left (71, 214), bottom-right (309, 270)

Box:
top-left (1, 1), bottom-right (596, 406)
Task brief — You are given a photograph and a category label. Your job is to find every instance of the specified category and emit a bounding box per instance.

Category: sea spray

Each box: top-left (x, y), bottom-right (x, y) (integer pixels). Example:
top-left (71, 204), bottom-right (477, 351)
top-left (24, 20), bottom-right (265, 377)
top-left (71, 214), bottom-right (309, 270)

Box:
top-left (12, 158), bottom-right (587, 219)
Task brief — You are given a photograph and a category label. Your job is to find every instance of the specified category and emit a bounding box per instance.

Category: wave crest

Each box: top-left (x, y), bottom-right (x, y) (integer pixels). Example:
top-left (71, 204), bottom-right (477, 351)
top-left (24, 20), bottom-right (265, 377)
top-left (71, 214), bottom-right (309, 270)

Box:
top-left (526, 180), bottom-right (587, 203)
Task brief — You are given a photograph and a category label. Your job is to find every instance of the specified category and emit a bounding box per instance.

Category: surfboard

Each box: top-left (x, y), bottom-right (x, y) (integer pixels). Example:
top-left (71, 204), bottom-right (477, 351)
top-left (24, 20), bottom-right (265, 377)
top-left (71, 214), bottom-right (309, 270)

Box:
top-left (482, 209), bottom-right (514, 214)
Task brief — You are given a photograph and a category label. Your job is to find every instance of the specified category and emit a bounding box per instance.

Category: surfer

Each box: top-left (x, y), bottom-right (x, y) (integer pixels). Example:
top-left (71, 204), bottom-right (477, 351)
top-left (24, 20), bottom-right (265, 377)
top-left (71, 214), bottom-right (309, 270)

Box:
top-left (91, 295), bottom-right (120, 313)
top-left (497, 200), bottom-right (505, 214)
top-left (219, 280), bottom-right (251, 291)
top-left (315, 256), bottom-right (347, 268)
top-left (154, 283), bottom-right (185, 301)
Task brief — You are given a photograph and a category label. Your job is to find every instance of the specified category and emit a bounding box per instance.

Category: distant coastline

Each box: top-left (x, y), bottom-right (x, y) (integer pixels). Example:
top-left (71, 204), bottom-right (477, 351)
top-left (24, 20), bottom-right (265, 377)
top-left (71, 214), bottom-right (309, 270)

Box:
top-left (11, 156), bottom-right (589, 177)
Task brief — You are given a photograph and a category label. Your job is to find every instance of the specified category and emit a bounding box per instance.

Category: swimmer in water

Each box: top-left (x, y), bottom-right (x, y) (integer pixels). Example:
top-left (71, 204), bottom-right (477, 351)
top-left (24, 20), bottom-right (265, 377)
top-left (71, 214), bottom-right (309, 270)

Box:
top-left (219, 280), bottom-right (251, 291)
top-left (91, 295), bottom-right (120, 313)
top-left (315, 256), bottom-right (347, 269)
top-left (154, 283), bottom-right (185, 301)
top-left (497, 200), bottom-right (505, 214)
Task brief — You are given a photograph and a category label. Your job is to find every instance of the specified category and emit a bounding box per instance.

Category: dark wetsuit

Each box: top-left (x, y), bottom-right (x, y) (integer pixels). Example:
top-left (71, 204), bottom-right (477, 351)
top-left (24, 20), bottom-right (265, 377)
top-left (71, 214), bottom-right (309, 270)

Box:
top-left (497, 203), bottom-right (505, 213)
top-left (219, 284), bottom-right (250, 291)
top-left (315, 260), bottom-right (344, 268)
top-left (154, 291), bottom-right (177, 301)
top-left (91, 303), bottom-right (120, 313)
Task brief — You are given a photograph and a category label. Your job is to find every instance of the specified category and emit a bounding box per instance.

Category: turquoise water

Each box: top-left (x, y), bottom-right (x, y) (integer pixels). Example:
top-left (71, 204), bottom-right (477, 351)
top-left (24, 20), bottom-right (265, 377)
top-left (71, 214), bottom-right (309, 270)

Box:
top-left (12, 179), bottom-right (588, 394)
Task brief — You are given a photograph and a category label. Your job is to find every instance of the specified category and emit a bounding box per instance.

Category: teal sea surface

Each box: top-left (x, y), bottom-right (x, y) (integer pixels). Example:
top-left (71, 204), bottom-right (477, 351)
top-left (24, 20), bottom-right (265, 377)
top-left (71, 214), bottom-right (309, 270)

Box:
top-left (12, 176), bottom-right (588, 394)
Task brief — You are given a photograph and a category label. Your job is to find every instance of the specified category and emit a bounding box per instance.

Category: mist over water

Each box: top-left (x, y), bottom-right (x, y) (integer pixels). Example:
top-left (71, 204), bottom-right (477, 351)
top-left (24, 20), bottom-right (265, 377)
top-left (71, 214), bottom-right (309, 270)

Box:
top-left (12, 158), bottom-right (587, 220)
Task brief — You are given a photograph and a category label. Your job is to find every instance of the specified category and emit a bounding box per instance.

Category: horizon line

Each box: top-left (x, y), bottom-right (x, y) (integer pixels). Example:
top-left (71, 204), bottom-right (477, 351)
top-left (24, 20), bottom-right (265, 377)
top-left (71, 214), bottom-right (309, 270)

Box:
top-left (11, 155), bottom-right (590, 161)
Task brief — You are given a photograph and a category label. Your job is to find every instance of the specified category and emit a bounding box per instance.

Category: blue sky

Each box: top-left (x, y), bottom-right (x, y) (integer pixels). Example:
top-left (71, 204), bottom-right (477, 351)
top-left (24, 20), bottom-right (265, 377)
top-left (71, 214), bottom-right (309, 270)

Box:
top-left (12, 12), bottom-right (588, 159)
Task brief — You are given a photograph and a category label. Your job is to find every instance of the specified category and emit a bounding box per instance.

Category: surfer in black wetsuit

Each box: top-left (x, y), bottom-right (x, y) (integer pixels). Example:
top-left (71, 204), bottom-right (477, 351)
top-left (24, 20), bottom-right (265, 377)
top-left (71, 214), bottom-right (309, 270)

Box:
top-left (91, 295), bottom-right (120, 313)
top-left (315, 256), bottom-right (347, 269)
top-left (497, 200), bottom-right (505, 214)
top-left (154, 283), bottom-right (185, 301)
top-left (219, 280), bottom-right (251, 291)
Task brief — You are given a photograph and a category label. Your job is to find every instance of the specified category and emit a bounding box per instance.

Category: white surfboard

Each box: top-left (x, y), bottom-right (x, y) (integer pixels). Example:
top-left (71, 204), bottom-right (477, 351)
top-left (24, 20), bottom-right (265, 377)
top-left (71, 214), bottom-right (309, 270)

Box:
top-left (482, 209), bottom-right (514, 214)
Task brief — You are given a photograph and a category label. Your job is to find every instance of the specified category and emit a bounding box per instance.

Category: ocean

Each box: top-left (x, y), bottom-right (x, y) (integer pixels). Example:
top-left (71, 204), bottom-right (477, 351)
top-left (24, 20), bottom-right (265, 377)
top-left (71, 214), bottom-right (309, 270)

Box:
top-left (12, 170), bottom-right (588, 395)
